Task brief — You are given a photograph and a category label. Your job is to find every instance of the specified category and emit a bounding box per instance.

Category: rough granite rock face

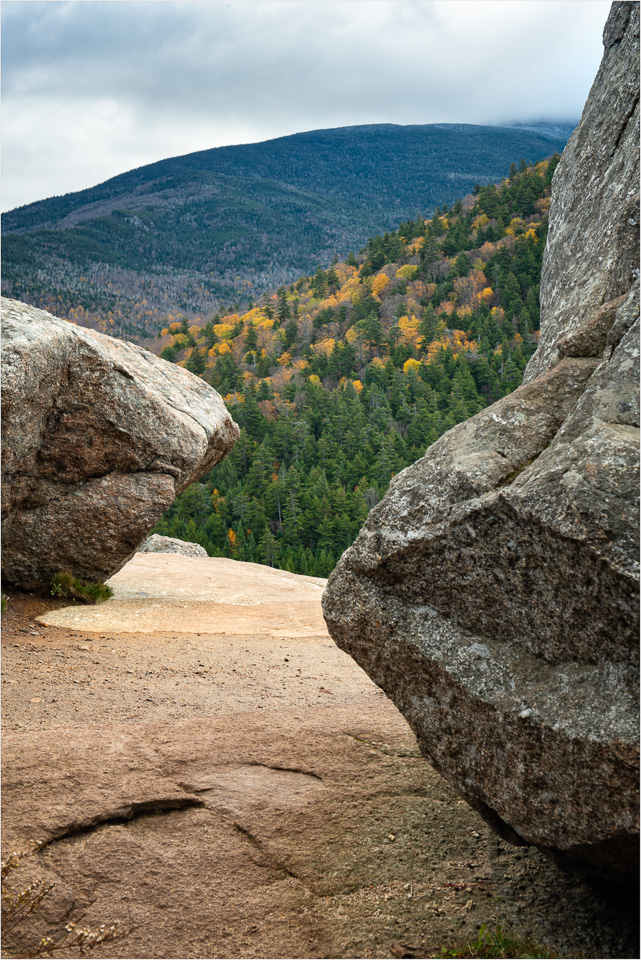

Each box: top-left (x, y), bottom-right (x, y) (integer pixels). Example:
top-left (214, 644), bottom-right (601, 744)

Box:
top-left (323, 3), bottom-right (640, 884)
top-left (138, 534), bottom-right (208, 558)
top-left (1, 299), bottom-right (239, 588)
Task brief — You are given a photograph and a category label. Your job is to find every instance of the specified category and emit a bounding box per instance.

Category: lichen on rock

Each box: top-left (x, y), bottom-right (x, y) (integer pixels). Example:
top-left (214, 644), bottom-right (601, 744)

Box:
top-left (323, 2), bottom-right (639, 884)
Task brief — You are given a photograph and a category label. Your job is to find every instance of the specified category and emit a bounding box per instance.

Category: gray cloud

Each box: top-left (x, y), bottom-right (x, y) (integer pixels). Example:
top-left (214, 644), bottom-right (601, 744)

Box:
top-left (2, 0), bottom-right (610, 210)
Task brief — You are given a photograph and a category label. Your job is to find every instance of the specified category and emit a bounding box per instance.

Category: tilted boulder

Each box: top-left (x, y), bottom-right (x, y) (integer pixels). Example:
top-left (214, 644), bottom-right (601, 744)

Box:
top-left (1, 299), bottom-right (239, 588)
top-left (323, 2), bottom-right (639, 884)
top-left (138, 534), bottom-right (208, 558)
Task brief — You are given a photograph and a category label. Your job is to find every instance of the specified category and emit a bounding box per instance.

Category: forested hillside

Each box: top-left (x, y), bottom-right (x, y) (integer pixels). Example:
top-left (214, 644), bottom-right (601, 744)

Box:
top-left (152, 158), bottom-right (559, 576)
top-left (1, 123), bottom-right (571, 338)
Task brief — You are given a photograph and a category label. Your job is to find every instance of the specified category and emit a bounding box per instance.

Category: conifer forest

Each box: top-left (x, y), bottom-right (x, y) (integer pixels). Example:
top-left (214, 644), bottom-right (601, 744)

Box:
top-left (151, 158), bottom-right (559, 576)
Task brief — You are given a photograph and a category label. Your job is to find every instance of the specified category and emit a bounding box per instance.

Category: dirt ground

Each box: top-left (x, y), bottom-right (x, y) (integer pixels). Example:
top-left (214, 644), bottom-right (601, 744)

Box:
top-left (1, 557), bottom-right (639, 959)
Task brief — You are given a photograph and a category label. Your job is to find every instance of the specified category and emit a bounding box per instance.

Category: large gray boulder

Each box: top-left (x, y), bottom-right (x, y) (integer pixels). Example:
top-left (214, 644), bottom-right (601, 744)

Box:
top-left (323, 2), bottom-right (639, 884)
top-left (1, 299), bottom-right (239, 588)
top-left (138, 534), bottom-right (208, 558)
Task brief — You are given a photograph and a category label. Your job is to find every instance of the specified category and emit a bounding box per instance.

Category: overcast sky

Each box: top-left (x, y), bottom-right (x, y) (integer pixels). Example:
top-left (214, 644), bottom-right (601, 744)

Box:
top-left (2, 0), bottom-right (611, 212)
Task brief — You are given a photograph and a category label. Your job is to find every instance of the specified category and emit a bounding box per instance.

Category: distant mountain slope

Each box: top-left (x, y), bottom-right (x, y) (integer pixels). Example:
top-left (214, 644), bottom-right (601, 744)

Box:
top-left (150, 157), bottom-right (560, 577)
top-left (1, 122), bottom-right (573, 336)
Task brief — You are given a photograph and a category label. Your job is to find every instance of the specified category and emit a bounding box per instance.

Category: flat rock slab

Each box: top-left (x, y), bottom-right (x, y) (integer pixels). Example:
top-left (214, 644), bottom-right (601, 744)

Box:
top-left (0, 706), bottom-right (484, 960)
top-left (2, 589), bottom-right (638, 959)
top-left (37, 554), bottom-right (329, 637)
top-left (3, 708), bottom-right (638, 960)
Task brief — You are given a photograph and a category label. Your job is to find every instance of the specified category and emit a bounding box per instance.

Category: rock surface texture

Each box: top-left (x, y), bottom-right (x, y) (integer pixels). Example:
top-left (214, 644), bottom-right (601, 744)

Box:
top-left (138, 534), bottom-right (208, 558)
top-left (1, 299), bottom-right (239, 588)
top-left (323, 2), bottom-right (640, 884)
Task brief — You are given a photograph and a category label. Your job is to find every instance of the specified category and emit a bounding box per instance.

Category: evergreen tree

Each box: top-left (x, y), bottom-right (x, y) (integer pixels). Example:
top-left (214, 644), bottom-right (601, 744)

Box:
top-left (276, 287), bottom-right (290, 324)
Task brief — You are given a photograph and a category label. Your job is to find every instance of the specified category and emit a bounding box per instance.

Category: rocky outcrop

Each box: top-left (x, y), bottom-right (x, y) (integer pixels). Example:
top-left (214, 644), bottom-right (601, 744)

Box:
top-left (323, 3), bottom-right (639, 884)
top-left (1, 299), bottom-right (239, 588)
top-left (138, 534), bottom-right (208, 558)
top-left (527, 1), bottom-right (640, 382)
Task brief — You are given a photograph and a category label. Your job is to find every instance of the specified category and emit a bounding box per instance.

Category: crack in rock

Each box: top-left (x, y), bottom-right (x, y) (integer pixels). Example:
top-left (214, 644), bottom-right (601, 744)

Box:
top-left (37, 795), bottom-right (204, 850)
top-left (229, 820), bottom-right (305, 885)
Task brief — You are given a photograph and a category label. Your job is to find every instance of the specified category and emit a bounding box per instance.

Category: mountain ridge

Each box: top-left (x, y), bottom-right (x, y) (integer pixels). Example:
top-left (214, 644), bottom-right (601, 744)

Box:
top-left (1, 121), bottom-right (574, 335)
top-left (2, 121), bottom-right (575, 226)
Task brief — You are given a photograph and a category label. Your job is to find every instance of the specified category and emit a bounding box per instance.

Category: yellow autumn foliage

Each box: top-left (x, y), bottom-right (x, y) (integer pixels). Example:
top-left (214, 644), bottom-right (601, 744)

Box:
top-left (471, 270), bottom-right (488, 292)
top-left (242, 307), bottom-right (265, 323)
top-left (397, 314), bottom-right (421, 344)
top-left (313, 338), bottom-right (335, 356)
top-left (335, 262), bottom-right (358, 282)
top-left (427, 330), bottom-right (477, 363)
top-left (425, 340), bottom-right (448, 364)
top-left (396, 264), bottom-right (419, 281)
top-left (214, 323), bottom-right (234, 339)
top-left (352, 380), bottom-right (363, 393)
top-left (506, 217), bottom-right (526, 236)
top-left (403, 358), bottom-right (422, 375)
top-left (318, 294), bottom-right (339, 310)
top-left (450, 329), bottom-right (475, 349)
top-left (371, 273), bottom-right (390, 297)
top-left (336, 277), bottom-right (362, 303)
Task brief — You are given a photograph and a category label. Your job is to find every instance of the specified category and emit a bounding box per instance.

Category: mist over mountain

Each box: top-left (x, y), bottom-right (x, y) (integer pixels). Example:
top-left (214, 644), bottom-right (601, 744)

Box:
top-left (1, 121), bottom-right (573, 336)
